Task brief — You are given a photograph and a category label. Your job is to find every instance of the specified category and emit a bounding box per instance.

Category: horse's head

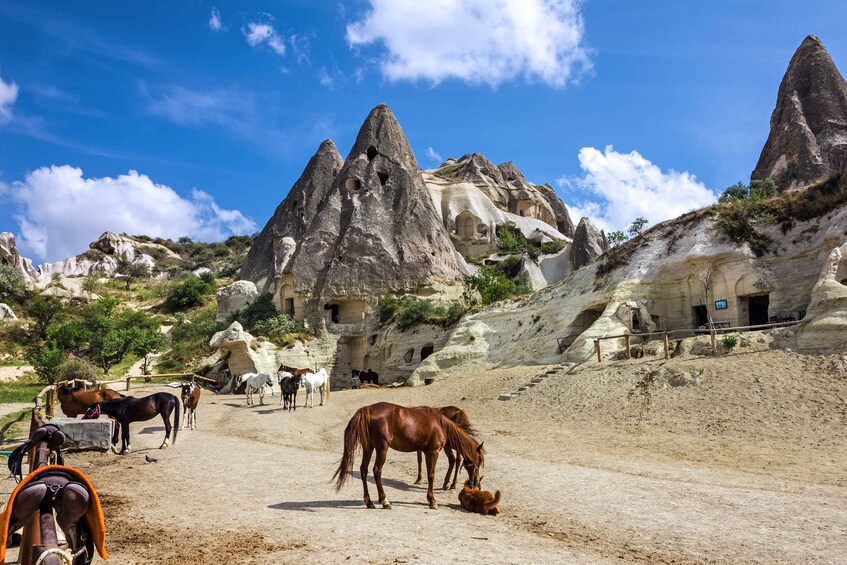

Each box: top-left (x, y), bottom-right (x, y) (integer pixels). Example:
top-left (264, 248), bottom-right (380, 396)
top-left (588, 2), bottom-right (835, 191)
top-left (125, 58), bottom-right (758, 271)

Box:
top-left (57, 385), bottom-right (73, 398)
top-left (265, 374), bottom-right (274, 388)
top-left (464, 441), bottom-right (485, 485)
top-left (82, 403), bottom-right (101, 420)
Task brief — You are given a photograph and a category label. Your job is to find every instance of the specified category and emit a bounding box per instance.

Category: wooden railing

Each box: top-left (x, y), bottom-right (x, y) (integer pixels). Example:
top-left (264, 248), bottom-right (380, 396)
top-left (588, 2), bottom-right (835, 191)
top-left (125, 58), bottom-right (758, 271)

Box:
top-left (591, 320), bottom-right (801, 362)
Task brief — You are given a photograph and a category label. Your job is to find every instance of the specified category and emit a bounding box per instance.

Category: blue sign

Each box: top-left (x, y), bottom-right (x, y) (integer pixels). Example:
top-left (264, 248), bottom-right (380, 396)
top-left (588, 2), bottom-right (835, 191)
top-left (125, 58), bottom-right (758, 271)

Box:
top-left (714, 299), bottom-right (728, 310)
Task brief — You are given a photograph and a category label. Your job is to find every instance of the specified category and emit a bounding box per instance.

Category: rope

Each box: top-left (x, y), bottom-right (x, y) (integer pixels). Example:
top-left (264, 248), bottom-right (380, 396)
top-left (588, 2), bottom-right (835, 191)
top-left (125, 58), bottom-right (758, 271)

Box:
top-left (34, 547), bottom-right (74, 565)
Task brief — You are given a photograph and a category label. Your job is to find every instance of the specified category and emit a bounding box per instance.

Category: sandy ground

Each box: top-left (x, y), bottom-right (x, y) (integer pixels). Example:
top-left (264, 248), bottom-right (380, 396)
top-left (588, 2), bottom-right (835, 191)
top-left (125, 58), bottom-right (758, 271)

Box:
top-left (3, 345), bottom-right (847, 564)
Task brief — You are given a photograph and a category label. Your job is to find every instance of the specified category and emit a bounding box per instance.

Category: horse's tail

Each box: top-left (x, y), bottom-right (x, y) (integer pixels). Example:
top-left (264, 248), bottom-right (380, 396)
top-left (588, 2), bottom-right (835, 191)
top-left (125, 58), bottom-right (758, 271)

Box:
top-left (172, 396), bottom-right (180, 446)
top-left (333, 406), bottom-right (370, 491)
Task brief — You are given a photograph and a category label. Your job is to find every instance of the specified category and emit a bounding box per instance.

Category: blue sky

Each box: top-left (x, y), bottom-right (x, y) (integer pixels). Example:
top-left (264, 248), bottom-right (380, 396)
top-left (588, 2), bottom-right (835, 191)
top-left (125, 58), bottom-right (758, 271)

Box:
top-left (1, 0), bottom-right (845, 262)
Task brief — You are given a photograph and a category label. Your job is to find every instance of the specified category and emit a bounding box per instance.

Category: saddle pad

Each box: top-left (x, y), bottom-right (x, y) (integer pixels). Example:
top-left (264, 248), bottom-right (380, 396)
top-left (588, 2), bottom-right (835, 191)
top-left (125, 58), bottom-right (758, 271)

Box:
top-left (0, 464), bottom-right (108, 561)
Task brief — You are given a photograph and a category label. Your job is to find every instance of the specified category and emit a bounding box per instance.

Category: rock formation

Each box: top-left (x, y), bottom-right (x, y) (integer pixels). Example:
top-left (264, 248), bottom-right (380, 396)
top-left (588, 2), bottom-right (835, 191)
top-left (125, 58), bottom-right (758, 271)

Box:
top-left (795, 244), bottom-right (847, 352)
top-left (286, 104), bottom-right (467, 310)
top-left (36, 232), bottom-right (176, 279)
top-left (569, 217), bottom-right (608, 270)
top-left (752, 35), bottom-right (847, 189)
top-left (0, 232), bottom-right (37, 279)
top-left (240, 140), bottom-right (344, 289)
top-left (215, 280), bottom-right (259, 322)
top-left (0, 303), bottom-right (17, 322)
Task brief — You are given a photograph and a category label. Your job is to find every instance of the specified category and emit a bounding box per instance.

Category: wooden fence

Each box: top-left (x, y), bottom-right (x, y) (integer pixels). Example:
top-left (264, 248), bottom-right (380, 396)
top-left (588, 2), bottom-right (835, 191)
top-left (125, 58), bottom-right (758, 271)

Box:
top-left (591, 320), bottom-right (801, 362)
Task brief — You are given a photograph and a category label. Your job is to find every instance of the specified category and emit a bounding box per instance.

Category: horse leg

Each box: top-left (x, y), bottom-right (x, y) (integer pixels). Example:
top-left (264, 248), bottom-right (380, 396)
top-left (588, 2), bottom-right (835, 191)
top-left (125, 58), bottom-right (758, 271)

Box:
top-left (121, 421), bottom-right (131, 454)
top-left (373, 445), bottom-right (391, 509)
top-left (451, 455), bottom-right (462, 490)
top-left (160, 408), bottom-right (171, 449)
top-left (442, 447), bottom-right (455, 490)
top-left (319, 383), bottom-right (325, 406)
top-left (360, 446), bottom-right (375, 509)
top-left (259, 387), bottom-right (265, 406)
top-left (180, 407), bottom-right (186, 430)
top-left (425, 450), bottom-right (439, 509)
top-left (415, 451), bottom-right (423, 484)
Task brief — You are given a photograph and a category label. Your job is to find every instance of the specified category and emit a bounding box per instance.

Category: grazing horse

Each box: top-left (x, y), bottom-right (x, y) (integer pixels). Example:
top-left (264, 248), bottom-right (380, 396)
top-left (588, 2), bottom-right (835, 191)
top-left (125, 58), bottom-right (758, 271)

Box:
top-left (302, 368), bottom-right (328, 408)
top-left (278, 371), bottom-right (303, 411)
top-left (333, 402), bottom-right (484, 510)
top-left (352, 369), bottom-right (379, 385)
top-left (83, 392), bottom-right (179, 454)
top-left (415, 406), bottom-right (479, 490)
top-left (180, 382), bottom-right (201, 429)
top-left (241, 373), bottom-right (273, 406)
top-left (57, 385), bottom-right (123, 418)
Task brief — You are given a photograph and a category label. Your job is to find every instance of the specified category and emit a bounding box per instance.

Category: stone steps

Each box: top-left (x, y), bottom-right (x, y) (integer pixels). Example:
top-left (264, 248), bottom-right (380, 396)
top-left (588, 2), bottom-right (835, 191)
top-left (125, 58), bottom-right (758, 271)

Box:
top-left (498, 365), bottom-right (572, 400)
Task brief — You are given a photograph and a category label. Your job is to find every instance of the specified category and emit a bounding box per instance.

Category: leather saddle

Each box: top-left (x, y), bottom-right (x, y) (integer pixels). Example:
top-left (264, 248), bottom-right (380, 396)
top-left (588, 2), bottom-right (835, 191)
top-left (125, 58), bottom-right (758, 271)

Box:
top-left (7, 424), bottom-right (66, 483)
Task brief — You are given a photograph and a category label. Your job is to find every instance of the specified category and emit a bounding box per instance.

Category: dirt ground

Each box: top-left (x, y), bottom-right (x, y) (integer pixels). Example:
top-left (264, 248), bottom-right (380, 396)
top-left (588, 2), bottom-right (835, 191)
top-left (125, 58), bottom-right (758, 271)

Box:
top-left (3, 344), bottom-right (847, 564)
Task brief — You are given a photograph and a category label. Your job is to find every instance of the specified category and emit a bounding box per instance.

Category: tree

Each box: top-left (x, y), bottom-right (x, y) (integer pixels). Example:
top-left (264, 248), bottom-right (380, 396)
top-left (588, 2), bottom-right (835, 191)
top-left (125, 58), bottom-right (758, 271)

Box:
top-left (718, 182), bottom-right (749, 202)
top-left (29, 344), bottom-right (65, 384)
top-left (749, 179), bottom-right (778, 200)
top-left (0, 264), bottom-right (26, 303)
top-left (131, 328), bottom-right (167, 375)
top-left (165, 275), bottom-right (215, 311)
top-left (25, 294), bottom-right (64, 341)
top-left (607, 230), bottom-right (628, 247)
top-left (627, 217), bottom-right (649, 237)
top-left (116, 254), bottom-right (151, 290)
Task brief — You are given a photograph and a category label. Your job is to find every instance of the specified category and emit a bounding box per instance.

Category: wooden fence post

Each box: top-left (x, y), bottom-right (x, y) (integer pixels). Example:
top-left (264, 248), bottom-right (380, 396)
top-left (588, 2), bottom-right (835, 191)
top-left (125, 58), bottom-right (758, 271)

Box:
top-left (594, 339), bottom-right (601, 362)
top-left (663, 333), bottom-right (670, 360)
top-left (625, 335), bottom-right (631, 359)
top-left (125, 376), bottom-right (131, 391)
top-left (46, 388), bottom-right (54, 418)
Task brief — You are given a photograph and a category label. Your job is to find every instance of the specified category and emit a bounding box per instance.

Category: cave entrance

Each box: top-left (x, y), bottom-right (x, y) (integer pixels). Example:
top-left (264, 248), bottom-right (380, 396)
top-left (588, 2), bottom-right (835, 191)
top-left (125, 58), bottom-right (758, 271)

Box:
top-left (693, 305), bottom-right (708, 328)
top-left (747, 294), bottom-right (770, 326)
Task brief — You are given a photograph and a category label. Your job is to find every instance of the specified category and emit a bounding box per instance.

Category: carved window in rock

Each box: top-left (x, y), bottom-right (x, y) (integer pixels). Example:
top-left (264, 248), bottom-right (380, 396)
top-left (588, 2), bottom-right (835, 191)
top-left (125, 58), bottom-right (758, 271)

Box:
top-left (403, 348), bottom-right (415, 364)
top-left (345, 177), bottom-right (362, 191)
top-left (420, 344), bottom-right (434, 361)
top-left (456, 212), bottom-right (481, 239)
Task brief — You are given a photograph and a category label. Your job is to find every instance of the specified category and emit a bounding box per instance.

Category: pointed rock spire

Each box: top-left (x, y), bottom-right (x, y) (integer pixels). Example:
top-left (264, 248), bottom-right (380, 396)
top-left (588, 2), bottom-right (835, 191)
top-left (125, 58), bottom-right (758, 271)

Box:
top-left (347, 103), bottom-right (419, 170)
top-left (569, 217), bottom-right (607, 270)
top-left (752, 35), bottom-right (847, 189)
top-left (240, 139), bottom-right (343, 284)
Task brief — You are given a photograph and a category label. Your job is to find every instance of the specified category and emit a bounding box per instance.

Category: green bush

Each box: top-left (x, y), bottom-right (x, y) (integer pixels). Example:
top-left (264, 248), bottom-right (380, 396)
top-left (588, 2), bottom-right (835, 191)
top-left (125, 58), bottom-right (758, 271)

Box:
top-left (0, 264), bottom-right (26, 303)
top-left (165, 275), bottom-right (215, 311)
top-left (379, 295), bottom-right (467, 330)
top-left (55, 357), bottom-right (100, 385)
top-left (253, 314), bottom-right (307, 341)
top-left (29, 344), bottom-right (65, 384)
top-left (229, 293), bottom-right (277, 330)
top-left (496, 224), bottom-right (528, 254)
top-left (157, 304), bottom-right (222, 373)
top-left (721, 335), bottom-right (738, 351)
top-left (463, 267), bottom-right (532, 305)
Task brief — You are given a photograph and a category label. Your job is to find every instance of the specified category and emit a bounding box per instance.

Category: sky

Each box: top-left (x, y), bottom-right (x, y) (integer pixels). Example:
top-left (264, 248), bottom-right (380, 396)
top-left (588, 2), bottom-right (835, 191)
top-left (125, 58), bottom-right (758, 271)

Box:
top-left (1, 0), bottom-right (846, 262)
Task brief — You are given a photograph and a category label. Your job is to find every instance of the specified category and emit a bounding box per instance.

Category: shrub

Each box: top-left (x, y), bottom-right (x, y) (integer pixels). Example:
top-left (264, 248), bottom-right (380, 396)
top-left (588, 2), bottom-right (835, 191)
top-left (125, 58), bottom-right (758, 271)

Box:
top-left (157, 304), bottom-right (222, 373)
top-left (720, 335), bottom-right (738, 352)
top-left (229, 293), bottom-right (278, 331)
top-left (165, 275), bottom-right (215, 311)
top-left (496, 224), bottom-right (528, 254)
top-left (379, 295), bottom-right (467, 330)
top-left (54, 357), bottom-right (100, 385)
top-left (253, 314), bottom-right (307, 343)
top-left (379, 294), bottom-right (399, 324)
top-left (463, 267), bottom-right (532, 305)
top-left (0, 264), bottom-right (26, 303)
top-left (29, 344), bottom-right (65, 384)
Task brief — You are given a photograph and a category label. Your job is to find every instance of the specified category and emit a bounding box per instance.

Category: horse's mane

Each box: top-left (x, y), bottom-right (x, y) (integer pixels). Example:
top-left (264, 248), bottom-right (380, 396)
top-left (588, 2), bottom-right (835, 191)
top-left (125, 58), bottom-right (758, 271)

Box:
top-left (434, 410), bottom-right (483, 467)
top-left (439, 406), bottom-right (479, 440)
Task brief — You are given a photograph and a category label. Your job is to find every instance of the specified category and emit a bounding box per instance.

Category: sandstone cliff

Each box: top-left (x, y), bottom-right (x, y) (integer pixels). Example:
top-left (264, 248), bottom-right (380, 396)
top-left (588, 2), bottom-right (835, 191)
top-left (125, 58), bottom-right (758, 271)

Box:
top-left (753, 35), bottom-right (847, 189)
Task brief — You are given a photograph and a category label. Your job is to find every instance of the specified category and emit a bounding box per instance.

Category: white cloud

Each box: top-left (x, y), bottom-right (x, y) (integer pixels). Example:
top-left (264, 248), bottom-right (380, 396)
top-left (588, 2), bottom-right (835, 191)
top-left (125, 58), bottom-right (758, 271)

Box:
top-left (559, 146), bottom-right (716, 233)
top-left (0, 71), bottom-right (19, 122)
top-left (209, 8), bottom-right (224, 32)
top-left (9, 165), bottom-right (256, 262)
top-left (426, 147), bottom-right (442, 163)
top-left (346, 0), bottom-right (591, 87)
top-left (244, 22), bottom-right (286, 55)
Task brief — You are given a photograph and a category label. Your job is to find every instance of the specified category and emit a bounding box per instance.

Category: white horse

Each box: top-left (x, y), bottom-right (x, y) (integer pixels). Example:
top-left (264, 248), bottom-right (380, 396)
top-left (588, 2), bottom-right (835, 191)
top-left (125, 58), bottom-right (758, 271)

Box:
top-left (301, 368), bottom-right (328, 408)
top-left (241, 373), bottom-right (273, 406)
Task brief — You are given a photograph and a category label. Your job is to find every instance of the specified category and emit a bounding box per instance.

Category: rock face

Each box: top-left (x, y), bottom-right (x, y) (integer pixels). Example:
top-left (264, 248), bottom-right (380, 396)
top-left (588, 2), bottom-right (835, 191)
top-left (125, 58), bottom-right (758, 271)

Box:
top-left (0, 232), bottom-right (37, 279)
top-left (752, 35), bottom-right (847, 189)
top-left (286, 104), bottom-right (466, 309)
top-left (36, 232), bottom-right (176, 279)
top-left (795, 244), bottom-right (847, 352)
top-left (215, 280), bottom-right (259, 322)
top-left (240, 140), bottom-right (344, 289)
top-left (0, 303), bottom-right (16, 321)
top-left (569, 217), bottom-right (608, 270)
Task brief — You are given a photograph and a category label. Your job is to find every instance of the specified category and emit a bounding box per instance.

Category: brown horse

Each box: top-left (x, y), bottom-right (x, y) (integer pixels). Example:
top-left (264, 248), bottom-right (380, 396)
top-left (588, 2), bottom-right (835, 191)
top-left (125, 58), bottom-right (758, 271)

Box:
top-left (180, 382), bottom-right (201, 429)
top-left (278, 363), bottom-right (314, 377)
top-left (57, 385), bottom-right (123, 418)
top-left (83, 392), bottom-right (179, 454)
top-left (333, 402), bottom-right (484, 510)
top-left (415, 405), bottom-right (479, 490)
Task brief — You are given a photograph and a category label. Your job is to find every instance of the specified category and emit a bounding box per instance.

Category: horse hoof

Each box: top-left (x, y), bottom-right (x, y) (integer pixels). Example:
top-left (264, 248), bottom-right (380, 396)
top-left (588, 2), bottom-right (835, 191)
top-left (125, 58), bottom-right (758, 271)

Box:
top-left (414, 479), bottom-right (423, 485)
top-left (366, 501), bottom-right (376, 509)
top-left (160, 442), bottom-right (169, 449)
top-left (381, 501), bottom-right (392, 510)
top-left (429, 502), bottom-right (438, 510)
